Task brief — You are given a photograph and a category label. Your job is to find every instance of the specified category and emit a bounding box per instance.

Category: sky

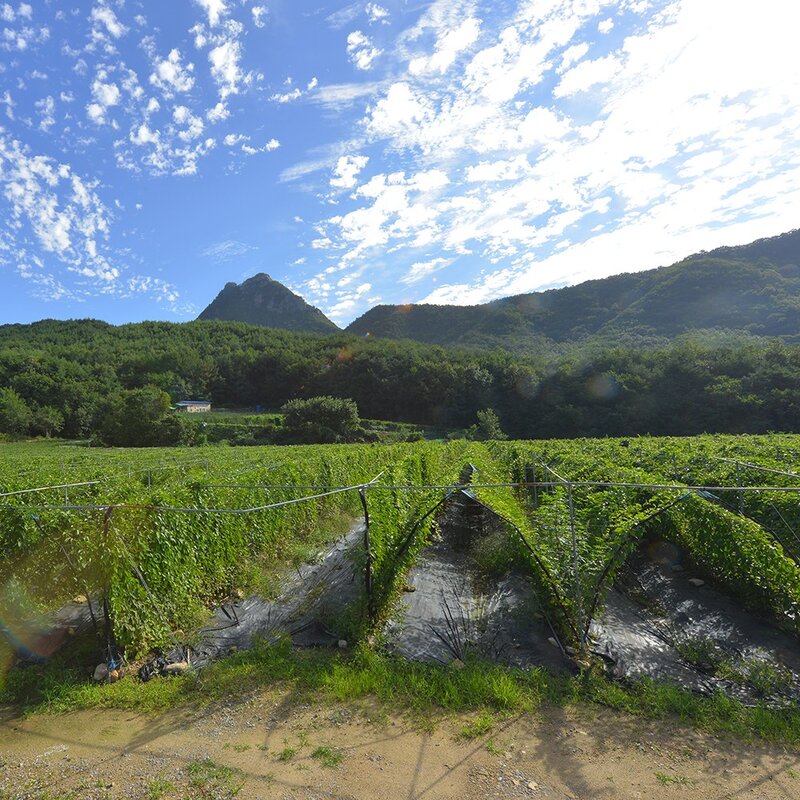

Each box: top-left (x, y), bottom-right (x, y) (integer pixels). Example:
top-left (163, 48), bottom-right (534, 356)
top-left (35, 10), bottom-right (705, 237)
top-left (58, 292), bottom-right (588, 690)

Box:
top-left (1, 0), bottom-right (799, 327)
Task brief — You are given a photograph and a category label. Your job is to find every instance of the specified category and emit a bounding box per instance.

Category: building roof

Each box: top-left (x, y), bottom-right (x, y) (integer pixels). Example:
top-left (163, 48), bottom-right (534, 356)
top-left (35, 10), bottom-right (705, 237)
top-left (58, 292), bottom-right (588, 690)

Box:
top-left (176, 400), bottom-right (211, 405)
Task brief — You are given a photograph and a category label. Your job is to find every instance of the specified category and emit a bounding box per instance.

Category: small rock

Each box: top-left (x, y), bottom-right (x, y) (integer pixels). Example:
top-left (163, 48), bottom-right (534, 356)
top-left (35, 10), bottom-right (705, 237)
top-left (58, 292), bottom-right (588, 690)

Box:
top-left (338, 639), bottom-right (348, 649)
top-left (688, 578), bottom-right (705, 587)
top-left (72, 595), bottom-right (88, 605)
top-left (402, 584), bottom-right (416, 593)
top-left (528, 780), bottom-right (539, 791)
top-left (164, 661), bottom-right (190, 675)
top-left (451, 659), bottom-right (465, 670)
top-left (548, 637), bottom-right (559, 648)
top-left (93, 663), bottom-right (108, 682)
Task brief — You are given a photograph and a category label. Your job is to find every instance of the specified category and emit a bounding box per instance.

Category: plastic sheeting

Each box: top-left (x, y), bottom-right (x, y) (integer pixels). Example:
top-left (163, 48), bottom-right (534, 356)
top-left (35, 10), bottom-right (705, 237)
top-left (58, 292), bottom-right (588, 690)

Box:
top-left (591, 536), bottom-right (800, 703)
top-left (189, 521), bottom-right (366, 666)
top-left (382, 491), bottom-right (572, 671)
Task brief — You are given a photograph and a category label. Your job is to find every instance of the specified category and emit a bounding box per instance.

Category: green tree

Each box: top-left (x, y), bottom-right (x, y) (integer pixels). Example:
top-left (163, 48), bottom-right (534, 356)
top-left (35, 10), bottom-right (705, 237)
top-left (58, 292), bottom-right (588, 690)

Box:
top-left (99, 386), bottom-right (173, 446)
top-left (281, 396), bottom-right (362, 443)
top-left (30, 405), bottom-right (65, 438)
top-left (468, 408), bottom-right (508, 441)
top-left (0, 387), bottom-right (32, 436)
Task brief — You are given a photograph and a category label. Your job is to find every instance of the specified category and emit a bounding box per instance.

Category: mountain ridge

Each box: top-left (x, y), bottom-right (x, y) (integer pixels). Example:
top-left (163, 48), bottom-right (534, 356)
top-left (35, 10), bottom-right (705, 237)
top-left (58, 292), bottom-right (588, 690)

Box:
top-left (197, 273), bottom-right (339, 334)
top-left (344, 228), bottom-right (800, 351)
top-left (197, 228), bottom-right (800, 352)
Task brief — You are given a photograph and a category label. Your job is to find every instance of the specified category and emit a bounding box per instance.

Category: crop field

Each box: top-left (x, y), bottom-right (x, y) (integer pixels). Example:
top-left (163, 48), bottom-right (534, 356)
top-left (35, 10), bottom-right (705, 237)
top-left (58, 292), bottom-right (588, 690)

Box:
top-left (3, 434), bottom-right (800, 708)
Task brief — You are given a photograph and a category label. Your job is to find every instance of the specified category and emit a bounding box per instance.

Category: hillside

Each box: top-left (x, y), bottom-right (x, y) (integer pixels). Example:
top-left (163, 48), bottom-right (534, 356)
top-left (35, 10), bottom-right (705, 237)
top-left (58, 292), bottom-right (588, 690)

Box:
top-left (197, 273), bottom-right (339, 334)
top-left (345, 229), bottom-right (800, 352)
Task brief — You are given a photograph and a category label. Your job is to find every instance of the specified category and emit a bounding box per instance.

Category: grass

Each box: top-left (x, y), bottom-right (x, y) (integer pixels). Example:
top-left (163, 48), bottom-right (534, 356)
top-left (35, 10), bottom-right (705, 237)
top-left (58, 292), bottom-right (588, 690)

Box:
top-left (4, 638), bottom-right (800, 748)
top-left (186, 759), bottom-right (242, 797)
top-left (144, 778), bottom-right (177, 800)
top-left (276, 746), bottom-right (296, 762)
top-left (457, 710), bottom-right (495, 739)
top-left (311, 745), bottom-right (344, 767)
top-left (655, 771), bottom-right (693, 786)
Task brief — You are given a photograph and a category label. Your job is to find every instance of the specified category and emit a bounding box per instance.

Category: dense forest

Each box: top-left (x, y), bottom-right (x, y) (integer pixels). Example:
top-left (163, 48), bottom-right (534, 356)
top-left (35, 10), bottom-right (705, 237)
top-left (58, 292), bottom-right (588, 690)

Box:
top-left (346, 230), bottom-right (800, 353)
top-left (0, 318), bottom-right (799, 444)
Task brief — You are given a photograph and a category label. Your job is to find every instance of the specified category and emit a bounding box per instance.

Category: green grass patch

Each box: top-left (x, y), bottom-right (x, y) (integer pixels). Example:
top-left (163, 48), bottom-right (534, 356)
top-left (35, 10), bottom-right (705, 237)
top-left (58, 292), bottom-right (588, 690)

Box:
top-left (4, 639), bottom-right (800, 748)
top-left (311, 745), bottom-right (343, 767)
top-left (655, 771), bottom-right (693, 786)
top-left (144, 778), bottom-right (177, 800)
top-left (457, 710), bottom-right (495, 739)
top-left (276, 746), bottom-right (296, 762)
top-left (186, 758), bottom-right (242, 797)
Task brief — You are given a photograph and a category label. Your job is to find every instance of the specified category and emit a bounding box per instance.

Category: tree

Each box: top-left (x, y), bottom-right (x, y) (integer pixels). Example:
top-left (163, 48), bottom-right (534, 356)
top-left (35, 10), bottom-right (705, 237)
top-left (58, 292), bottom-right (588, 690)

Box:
top-left (281, 396), bottom-right (362, 443)
top-left (31, 405), bottom-right (65, 438)
top-left (99, 386), bottom-right (173, 446)
top-left (468, 408), bottom-right (508, 441)
top-left (0, 387), bottom-right (32, 436)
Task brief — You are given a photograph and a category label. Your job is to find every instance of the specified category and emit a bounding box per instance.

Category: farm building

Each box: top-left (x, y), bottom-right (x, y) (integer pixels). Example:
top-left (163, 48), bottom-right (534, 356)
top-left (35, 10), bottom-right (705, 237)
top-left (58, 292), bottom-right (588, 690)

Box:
top-left (175, 400), bottom-right (212, 413)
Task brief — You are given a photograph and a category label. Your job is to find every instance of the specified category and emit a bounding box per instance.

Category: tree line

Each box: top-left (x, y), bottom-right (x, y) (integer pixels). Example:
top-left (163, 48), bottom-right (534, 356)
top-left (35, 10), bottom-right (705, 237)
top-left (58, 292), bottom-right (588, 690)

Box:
top-left (0, 318), bottom-right (799, 444)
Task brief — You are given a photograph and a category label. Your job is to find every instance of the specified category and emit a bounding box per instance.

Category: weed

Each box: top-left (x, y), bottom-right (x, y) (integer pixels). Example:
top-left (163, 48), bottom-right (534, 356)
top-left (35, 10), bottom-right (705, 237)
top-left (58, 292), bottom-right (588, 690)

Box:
top-left (655, 771), bottom-right (692, 786)
top-left (311, 746), bottom-right (344, 768)
top-left (186, 759), bottom-right (242, 797)
top-left (144, 778), bottom-right (176, 800)
top-left (674, 636), bottom-right (725, 673)
top-left (231, 744), bottom-right (251, 753)
top-left (277, 747), bottom-right (296, 762)
top-left (458, 710), bottom-right (495, 739)
top-left (485, 737), bottom-right (503, 755)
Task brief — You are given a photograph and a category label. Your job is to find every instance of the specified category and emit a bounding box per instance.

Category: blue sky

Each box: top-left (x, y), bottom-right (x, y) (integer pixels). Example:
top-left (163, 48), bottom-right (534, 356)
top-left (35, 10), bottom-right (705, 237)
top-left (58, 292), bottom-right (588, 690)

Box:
top-left (1, 0), bottom-right (799, 327)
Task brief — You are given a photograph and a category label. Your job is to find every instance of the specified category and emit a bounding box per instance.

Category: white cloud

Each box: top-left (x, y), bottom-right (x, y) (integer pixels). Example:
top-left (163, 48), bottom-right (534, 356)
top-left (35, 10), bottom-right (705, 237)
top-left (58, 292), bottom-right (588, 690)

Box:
top-left (326, 3), bottom-right (362, 30)
top-left (347, 30), bottom-right (382, 70)
top-left (150, 49), bottom-right (195, 96)
top-left (209, 38), bottom-right (243, 97)
top-left (224, 132), bottom-right (248, 146)
top-left (90, 4), bottom-right (128, 39)
top-left (401, 257), bottom-right (451, 284)
top-left (252, 5), bottom-right (267, 28)
top-left (206, 101), bottom-right (229, 121)
top-left (408, 17), bottom-right (480, 75)
top-left (201, 239), bottom-right (257, 261)
top-left (366, 3), bottom-right (390, 25)
top-left (270, 87), bottom-right (302, 103)
top-left (0, 132), bottom-right (120, 288)
top-left (173, 106), bottom-right (204, 141)
top-left (598, 17), bottom-right (614, 34)
top-left (35, 95), bottom-right (55, 131)
top-left (330, 154), bottom-right (369, 189)
top-left (195, 0), bottom-right (227, 28)
top-left (241, 138), bottom-right (280, 154)
top-left (554, 54), bottom-right (622, 97)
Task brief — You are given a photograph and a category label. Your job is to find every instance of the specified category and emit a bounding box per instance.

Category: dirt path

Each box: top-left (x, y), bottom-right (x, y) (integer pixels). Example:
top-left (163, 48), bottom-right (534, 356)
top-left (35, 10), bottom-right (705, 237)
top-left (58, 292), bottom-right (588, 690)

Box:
top-left (1, 693), bottom-right (799, 800)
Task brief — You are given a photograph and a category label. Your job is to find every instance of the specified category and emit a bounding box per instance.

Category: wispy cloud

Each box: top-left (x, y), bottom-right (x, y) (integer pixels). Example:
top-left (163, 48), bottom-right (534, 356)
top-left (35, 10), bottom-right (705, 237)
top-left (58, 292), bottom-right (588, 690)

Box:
top-left (200, 239), bottom-right (258, 262)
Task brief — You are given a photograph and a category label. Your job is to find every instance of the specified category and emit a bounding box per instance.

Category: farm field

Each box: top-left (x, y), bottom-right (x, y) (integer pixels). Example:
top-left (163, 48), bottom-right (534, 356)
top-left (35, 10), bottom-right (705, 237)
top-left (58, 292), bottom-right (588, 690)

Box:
top-left (3, 434), bottom-right (800, 781)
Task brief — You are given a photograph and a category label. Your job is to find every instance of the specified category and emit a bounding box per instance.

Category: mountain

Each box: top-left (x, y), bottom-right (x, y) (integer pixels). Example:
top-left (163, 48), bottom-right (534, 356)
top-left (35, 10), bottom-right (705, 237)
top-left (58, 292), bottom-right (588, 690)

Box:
top-left (345, 229), bottom-right (800, 352)
top-left (197, 273), bottom-right (339, 334)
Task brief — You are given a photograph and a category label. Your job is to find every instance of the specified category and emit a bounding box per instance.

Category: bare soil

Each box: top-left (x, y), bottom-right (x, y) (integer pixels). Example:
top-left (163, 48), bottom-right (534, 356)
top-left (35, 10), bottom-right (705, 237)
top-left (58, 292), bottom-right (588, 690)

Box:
top-left (1, 693), bottom-right (799, 799)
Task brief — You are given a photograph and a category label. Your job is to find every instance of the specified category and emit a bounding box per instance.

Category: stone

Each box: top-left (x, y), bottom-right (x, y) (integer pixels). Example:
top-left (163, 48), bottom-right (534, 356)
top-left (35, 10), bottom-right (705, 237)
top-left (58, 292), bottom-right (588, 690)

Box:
top-left (688, 578), bottom-right (705, 587)
top-left (93, 663), bottom-right (108, 682)
top-left (338, 639), bottom-right (348, 649)
top-left (164, 661), bottom-right (190, 675)
top-left (528, 780), bottom-right (540, 791)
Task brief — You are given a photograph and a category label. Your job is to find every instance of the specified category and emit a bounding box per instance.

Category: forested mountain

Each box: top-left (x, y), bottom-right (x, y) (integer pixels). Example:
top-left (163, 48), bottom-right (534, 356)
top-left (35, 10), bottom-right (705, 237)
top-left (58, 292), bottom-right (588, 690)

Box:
top-left (2, 318), bottom-right (800, 443)
top-left (346, 229), bottom-right (800, 352)
top-left (197, 273), bottom-right (338, 334)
